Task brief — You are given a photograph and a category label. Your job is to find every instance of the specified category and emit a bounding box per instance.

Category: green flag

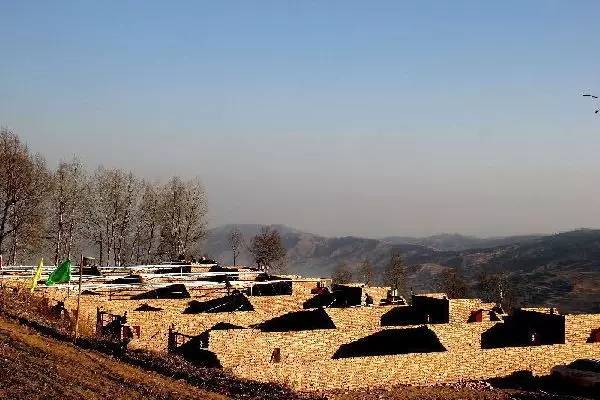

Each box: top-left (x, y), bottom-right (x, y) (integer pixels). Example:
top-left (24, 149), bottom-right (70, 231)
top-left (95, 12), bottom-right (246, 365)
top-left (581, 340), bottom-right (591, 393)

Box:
top-left (46, 259), bottom-right (72, 286)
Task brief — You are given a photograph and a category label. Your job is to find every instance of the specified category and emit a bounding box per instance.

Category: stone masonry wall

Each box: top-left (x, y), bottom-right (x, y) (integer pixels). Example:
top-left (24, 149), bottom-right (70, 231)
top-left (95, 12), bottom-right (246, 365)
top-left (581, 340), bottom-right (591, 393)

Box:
top-left (449, 299), bottom-right (496, 323)
top-left (210, 319), bottom-right (600, 390)
top-left (565, 314), bottom-right (600, 343)
top-left (41, 284), bottom-right (600, 391)
top-left (217, 342), bottom-right (600, 390)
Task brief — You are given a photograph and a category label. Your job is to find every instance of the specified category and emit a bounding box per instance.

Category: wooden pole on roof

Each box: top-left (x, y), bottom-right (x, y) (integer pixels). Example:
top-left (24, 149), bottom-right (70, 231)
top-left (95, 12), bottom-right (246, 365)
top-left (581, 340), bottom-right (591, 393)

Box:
top-left (74, 254), bottom-right (83, 341)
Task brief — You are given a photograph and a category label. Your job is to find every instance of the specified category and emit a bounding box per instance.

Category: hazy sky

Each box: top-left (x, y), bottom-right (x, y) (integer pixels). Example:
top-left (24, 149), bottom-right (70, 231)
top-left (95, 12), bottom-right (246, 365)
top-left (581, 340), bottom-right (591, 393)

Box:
top-left (2, 1), bottom-right (600, 238)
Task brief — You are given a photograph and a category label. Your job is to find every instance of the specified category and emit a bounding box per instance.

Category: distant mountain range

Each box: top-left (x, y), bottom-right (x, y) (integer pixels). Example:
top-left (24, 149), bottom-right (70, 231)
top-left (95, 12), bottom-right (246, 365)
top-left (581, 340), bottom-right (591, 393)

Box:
top-left (203, 225), bottom-right (600, 313)
top-left (381, 233), bottom-right (542, 252)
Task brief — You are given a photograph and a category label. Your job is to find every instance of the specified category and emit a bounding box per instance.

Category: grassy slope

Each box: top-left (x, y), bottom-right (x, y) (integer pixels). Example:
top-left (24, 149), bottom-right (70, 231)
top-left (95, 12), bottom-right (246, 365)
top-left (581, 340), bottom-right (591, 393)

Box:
top-left (0, 317), bottom-right (226, 400)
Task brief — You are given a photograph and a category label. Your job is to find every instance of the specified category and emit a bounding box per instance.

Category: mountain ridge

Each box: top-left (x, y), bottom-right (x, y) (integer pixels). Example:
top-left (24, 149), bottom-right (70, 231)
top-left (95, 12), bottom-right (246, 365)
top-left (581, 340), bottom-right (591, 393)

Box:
top-left (203, 225), bottom-right (600, 313)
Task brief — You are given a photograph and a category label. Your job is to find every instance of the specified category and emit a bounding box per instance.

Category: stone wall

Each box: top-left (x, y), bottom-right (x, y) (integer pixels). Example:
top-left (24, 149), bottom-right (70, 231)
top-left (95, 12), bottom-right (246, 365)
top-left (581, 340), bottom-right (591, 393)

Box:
top-left (565, 314), bottom-right (600, 343)
top-left (448, 299), bottom-right (496, 323)
top-left (41, 284), bottom-right (600, 390)
top-left (45, 288), bottom-right (316, 351)
top-left (209, 317), bottom-right (600, 390)
top-left (362, 287), bottom-right (389, 303)
top-left (215, 342), bottom-right (600, 390)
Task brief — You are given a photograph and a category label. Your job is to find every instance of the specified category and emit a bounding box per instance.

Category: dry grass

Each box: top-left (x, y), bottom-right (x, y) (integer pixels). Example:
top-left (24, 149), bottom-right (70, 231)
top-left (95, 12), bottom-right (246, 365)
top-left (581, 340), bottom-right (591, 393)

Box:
top-left (325, 382), bottom-right (595, 400)
top-left (328, 386), bottom-right (511, 400)
top-left (0, 283), bottom-right (78, 335)
top-left (0, 316), bottom-right (226, 400)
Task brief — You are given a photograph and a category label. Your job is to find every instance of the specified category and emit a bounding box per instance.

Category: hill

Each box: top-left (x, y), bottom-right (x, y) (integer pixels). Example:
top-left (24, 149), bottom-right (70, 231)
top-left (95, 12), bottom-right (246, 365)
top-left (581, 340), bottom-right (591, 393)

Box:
top-left (382, 233), bottom-right (542, 251)
top-left (204, 226), bottom-right (600, 313)
top-left (0, 317), bottom-right (225, 400)
top-left (462, 229), bottom-right (600, 313)
top-left (204, 224), bottom-right (461, 278)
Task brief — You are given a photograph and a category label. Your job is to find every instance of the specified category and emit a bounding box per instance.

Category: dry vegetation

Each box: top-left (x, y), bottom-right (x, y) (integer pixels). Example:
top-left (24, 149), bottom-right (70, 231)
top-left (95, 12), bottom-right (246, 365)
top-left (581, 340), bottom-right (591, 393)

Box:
top-left (326, 383), bottom-right (592, 400)
top-left (0, 316), bottom-right (225, 400)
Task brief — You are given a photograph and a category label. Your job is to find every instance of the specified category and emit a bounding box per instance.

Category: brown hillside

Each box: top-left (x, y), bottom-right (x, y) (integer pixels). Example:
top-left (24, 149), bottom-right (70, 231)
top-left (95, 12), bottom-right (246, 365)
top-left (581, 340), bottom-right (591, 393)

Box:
top-left (0, 317), bottom-right (226, 400)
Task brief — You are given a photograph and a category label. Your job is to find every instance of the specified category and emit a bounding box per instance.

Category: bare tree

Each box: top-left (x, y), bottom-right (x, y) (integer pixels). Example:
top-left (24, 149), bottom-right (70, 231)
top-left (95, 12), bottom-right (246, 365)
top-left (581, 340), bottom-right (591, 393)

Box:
top-left (0, 129), bottom-right (25, 254)
top-left (0, 129), bottom-right (212, 267)
top-left (159, 177), bottom-right (207, 260)
top-left (476, 271), bottom-right (502, 302)
top-left (49, 158), bottom-right (86, 264)
top-left (0, 129), bottom-right (49, 263)
top-left (130, 181), bottom-right (162, 263)
top-left (7, 155), bottom-right (48, 264)
top-left (357, 258), bottom-right (374, 286)
top-left (248, 227), bottom-right (286, 273)
top-left (86, 167), bottom-right (139, 266)
top-left (229, 227), bottom-right (242, 266)
top-left (476, 271), bottom-right (522, 310)
top-left (332, 262), bottom-right (353, 284)
top-left (86, 167), bottom-right (111, 266)
top-left (383, 250), bottom-right (406, 295)
top-left (113, 172), bottom-right (139, 266)
top-left (437, 268), bottom-right (469, 299)
top-left (83, 173), bottom-right (105, 266)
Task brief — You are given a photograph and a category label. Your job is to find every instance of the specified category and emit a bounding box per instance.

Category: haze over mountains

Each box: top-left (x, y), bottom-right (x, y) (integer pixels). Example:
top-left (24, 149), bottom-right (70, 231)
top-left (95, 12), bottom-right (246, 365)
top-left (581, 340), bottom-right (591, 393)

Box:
top-left (204, 224), bottom-right (600, 314)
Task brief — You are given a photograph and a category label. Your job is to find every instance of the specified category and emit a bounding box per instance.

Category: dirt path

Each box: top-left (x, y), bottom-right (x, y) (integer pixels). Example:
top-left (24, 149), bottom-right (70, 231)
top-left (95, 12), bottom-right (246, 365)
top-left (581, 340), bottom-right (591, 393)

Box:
top-left (0, 317), bottom-right (226, 400)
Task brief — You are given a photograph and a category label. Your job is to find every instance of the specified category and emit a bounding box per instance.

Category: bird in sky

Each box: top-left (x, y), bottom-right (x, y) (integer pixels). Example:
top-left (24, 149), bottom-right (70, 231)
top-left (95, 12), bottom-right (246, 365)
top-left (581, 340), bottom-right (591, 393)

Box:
top-left (582, 93), bottom-right (599, 115)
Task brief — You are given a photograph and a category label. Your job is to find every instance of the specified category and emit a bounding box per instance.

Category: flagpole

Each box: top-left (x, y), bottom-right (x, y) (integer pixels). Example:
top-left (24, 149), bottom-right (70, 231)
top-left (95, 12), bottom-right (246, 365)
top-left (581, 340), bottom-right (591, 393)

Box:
top-left (74, 254), bottom-right (83, 341)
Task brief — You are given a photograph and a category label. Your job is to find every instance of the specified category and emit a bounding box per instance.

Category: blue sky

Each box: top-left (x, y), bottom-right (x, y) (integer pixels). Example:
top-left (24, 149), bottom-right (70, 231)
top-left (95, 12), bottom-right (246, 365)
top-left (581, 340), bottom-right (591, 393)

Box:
top-left (2, 1), bottom-right (600, 237)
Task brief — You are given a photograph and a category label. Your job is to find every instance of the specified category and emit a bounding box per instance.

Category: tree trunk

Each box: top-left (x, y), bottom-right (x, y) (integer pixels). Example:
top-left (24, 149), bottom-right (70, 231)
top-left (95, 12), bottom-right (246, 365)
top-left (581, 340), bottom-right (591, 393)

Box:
top-left (147, 222), bottom-right (155, 263)
top-left (9, 233), bottom-right (17, 265)
top-left (54, 227), bottom-right (61, 265)
top-left (98, 232), bottom-right (103, 267)
top-left (0, 200), bottom-right (12, 255)
top-left (66, 220), bottom-right (74, 260)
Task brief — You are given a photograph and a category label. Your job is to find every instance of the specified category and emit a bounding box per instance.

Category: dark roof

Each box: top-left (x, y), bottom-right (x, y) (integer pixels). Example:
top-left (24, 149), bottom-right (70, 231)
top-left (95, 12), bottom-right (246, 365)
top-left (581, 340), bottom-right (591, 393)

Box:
top-left (249, 280), bottom-right (292, 296)
top-left (111, 274), bottom-right (143, 284)
top-left (254, 273), bottom-right (291, 282)
top-left (202, 273), bottom-right (238, 283)
top-left (481, 310), bottom-right (565, 348)
top-left (253, 308), bottom-right (336, 332)
top-left (131, 284), bottom-right (190, 300)
top-left (183, 293), bottom-right (254, 314)
top-left (153, 265), bottom-right (192, 274)
top-left (134, 303), bottom-right (163, 312)
top-left (210, 322), bottom-right (245, 331)
top-left (332, 327), bottom-right (446, 359)
top-left (208, 265), bottom-right (239, 273)
top-left (81, 289), bottom-right (101, 295)
top-left (303, 284), bottom-right (362, 309)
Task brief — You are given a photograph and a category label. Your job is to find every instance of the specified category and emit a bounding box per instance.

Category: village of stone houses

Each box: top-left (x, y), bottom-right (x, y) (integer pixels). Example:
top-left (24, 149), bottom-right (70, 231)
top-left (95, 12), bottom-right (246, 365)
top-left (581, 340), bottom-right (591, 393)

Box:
top-left (2, 247), bottom-right (600, 399)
